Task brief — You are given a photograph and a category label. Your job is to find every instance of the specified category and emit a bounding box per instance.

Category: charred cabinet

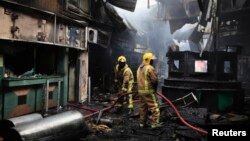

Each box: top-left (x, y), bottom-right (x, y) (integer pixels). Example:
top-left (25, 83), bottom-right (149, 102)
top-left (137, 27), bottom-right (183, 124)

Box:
top-left (163, 51), bottom-right (244, 112)
top-left (2, 76), bottom-right (63, 119)
top-left (0, 44), bottom-right (66, 119)
top-left (0, 1), bottom-right (88, 119)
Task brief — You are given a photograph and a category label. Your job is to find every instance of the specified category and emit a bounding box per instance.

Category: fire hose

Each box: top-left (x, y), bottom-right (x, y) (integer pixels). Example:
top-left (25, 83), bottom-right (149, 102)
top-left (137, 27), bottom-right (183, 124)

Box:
top-left (80, 91), bottom-right (208, 135)
top-left (156, 92), bottom-right (208, 135)
top-left (83, 92), bottom-right (129, 119)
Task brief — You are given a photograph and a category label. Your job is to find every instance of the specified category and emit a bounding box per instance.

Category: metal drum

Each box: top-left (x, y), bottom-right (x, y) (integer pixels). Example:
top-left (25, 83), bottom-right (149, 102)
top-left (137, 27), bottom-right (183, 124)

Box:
top-left (0, 113), bottom-right (43, 136)
top-left (4, 110), bottom-right (89, 141)
top-left (0, 113), bottom-right (43, 127)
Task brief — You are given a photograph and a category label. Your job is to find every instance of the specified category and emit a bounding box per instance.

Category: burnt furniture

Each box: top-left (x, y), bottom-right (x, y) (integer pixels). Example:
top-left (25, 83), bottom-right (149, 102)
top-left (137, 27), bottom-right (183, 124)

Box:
top-left (162, 51), bottom-right (244, 112)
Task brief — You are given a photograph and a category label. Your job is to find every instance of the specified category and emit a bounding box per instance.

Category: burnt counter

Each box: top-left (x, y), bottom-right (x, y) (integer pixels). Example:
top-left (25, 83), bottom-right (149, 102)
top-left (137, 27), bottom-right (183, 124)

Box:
top-left (1, 76), bottom-right (64, 119)
top-left (162, 78), bottom-right (244, 112)
top-left (3, 76), bottom-right (63, 87)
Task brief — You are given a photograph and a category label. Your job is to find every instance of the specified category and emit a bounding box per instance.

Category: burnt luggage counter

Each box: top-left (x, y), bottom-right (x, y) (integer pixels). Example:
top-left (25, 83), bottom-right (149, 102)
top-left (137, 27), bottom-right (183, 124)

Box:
top-left (162, 78), bottom-right (244, 112)
top-left (1, 76), bottom-right (63, 119)
top-left (163, 51), bottom-right (244, 112)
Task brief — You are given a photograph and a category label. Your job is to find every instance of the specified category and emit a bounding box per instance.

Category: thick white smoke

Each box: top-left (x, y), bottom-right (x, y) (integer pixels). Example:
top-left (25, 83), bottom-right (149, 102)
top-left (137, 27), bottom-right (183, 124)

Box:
top-left (113, 0), bottom-right (200, 90)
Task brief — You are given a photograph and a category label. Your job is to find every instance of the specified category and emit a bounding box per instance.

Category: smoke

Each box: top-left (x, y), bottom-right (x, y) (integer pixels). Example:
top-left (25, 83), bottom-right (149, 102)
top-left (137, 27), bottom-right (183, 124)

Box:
top-left (113, 0), bottom-right (200, 88)
top-left (114, 0), bottom-right (172, 81)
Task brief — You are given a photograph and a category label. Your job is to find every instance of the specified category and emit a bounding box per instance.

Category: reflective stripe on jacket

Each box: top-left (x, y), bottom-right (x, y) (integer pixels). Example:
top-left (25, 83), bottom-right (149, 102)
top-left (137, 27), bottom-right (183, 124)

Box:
top-left (137, 64), bottom-right (157, 95)
top-left (115, 64), bottom-right (134, 92)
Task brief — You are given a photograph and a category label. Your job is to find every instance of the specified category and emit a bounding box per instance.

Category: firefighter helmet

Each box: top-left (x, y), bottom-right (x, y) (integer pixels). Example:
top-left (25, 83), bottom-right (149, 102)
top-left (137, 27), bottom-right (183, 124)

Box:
top-left (143, 52), bottom-right (156, 65)
top-left (117, 55), bottom-right (126, 63)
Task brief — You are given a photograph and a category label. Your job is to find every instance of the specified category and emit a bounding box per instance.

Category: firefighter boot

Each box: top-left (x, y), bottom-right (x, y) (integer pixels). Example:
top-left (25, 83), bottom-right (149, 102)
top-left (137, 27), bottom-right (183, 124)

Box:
top-left (127, 108), bottom-right (134, 116)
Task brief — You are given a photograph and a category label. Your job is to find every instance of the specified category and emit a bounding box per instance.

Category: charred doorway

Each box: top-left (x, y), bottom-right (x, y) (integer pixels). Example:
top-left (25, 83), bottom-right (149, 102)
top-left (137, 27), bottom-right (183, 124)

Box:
top-left (68, 49), bottom-right (78, 102)
top-left (88, 44), bottom-right (112, 93)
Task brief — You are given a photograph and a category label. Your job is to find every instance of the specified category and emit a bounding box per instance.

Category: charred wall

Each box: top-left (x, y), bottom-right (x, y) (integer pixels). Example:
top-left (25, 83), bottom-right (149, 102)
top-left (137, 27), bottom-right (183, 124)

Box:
top-left (219, 7), bottom-right (250, 97)
top-left (6, 0), bottom-right (90, 15)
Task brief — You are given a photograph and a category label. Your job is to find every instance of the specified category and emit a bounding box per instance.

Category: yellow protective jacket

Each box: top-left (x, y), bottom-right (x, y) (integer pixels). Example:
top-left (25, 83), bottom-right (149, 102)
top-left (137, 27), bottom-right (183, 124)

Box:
top-left (114, 64), bottom-right (134, 93)
top-left (137, 64), bottom-right (158, 95)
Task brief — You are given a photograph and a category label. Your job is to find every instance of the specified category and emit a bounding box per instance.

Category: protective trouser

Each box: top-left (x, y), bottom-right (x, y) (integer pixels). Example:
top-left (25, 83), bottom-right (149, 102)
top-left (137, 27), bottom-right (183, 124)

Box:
top-left (139, 93), bottom-right (160, 128)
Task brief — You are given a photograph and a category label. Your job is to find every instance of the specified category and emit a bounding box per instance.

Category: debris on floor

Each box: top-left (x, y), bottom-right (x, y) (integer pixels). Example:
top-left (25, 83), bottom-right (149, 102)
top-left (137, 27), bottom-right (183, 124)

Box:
top-left (71, 92), bottom-right (209, 141)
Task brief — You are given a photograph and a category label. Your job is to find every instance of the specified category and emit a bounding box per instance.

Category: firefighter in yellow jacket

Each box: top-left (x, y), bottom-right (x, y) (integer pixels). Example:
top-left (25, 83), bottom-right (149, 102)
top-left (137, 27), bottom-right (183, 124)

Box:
top-left (114, 55), bottom-right (134, 115)
top-left (137, 52), bottom-right (160, 129)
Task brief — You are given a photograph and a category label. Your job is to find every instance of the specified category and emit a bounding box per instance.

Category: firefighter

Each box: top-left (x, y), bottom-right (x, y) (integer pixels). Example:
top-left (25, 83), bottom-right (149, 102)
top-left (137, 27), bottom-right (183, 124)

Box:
top-left (137, 52), bottom-right (161, 129)
top-left (114, 55), bottom-right (134, 115)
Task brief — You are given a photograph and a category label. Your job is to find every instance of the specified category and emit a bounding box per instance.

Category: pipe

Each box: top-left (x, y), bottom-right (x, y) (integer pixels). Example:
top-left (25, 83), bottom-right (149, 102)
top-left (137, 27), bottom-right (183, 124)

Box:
top-left (0, 113), bottom-right (43, 128)
top-left (96, 109), bottom-right (104, 124)
top-left (57, 81), bottom-right (61, 111)
top-left (4, 110), bottom-right (89, 141)
top-left (53, 14), bottom-right (57, 44)
top-left (156, 92), bottom-right (208, 135)
top-left (44, 79), bottom-right (49, 115)
top-left (0, 113), bottom-right (43, 136)
top-left (83, 92), bottom-right (130, 119)
top-left (93, 118), bottom-right (114, 126)
top-left (88, 77), bottom-right (91, 104)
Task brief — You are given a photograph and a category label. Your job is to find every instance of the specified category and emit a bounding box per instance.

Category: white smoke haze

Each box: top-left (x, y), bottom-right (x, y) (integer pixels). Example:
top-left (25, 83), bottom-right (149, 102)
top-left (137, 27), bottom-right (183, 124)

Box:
top-left (112, 0), bottom-right (200, 87)
top-left (113, 0), bottom-right (201, 51)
